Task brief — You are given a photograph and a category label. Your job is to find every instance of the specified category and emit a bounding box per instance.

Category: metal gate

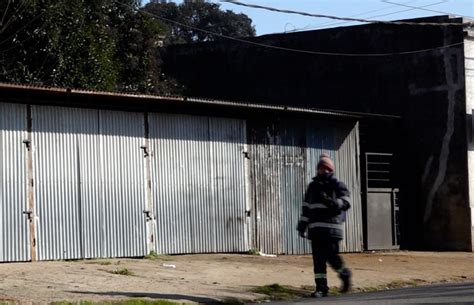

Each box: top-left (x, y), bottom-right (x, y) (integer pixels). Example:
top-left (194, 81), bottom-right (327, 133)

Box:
top-left (364, 153), bottom-right (399, 250)
top-left (0, 103), bottom-right (30, 262)
top-left (149, 114), bottom-right (248, 254)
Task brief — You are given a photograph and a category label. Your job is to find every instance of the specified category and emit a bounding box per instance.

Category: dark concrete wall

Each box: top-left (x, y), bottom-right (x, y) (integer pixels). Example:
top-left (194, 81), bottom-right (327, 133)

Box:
top-left (163, 16), bottom-right (472, 250)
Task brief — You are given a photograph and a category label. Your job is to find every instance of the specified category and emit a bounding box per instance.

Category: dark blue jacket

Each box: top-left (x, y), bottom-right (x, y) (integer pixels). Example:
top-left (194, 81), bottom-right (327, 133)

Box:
top-left (297, 173), bottom-right (351, 240)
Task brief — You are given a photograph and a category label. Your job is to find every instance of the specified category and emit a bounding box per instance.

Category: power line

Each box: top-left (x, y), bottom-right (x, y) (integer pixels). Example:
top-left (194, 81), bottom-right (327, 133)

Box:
top-left (285, 0), bottom-right (447, 33)
top-left (382, 0), bottom-right (474, 19)
top-left (221, 0), bottom-right (471, 26)
top-left (284, 0), bottom-right (428, 32)
top-left (131, 2), bottom-right (464, 57)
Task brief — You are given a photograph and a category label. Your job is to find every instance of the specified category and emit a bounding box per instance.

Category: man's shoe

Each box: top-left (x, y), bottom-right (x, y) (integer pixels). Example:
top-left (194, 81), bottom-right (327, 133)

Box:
top-left (339, 268), bottom-right (352, 293)
top-left (311, 291), bottom-right (328, 298)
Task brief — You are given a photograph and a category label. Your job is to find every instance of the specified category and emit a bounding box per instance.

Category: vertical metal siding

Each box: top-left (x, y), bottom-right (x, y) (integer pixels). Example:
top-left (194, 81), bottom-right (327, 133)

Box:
top-left (251, 122), bottom-right (284, 254)
top-left (99, 110), bottom-right (147, 258)
top-left (150, 114), bottom-right (209, 254)
top-left (33, 106), bottom-right (82, 260)
top-left (306, 121), bottom-right (363, 253)
top-left (209, 117), bottom-right (247, 252)
top-left (77, 110), bottom-right (102, 259)
top-left (0, 103), bottom-right (30, 262)
top-left (150, 114), bottom-right (247, 254)
top-left (280, 121), bottom-right (307, 255)
top-left (252, 119), bottom-right (363, 254)
top-left (334, 122), bottom-right (363, 252)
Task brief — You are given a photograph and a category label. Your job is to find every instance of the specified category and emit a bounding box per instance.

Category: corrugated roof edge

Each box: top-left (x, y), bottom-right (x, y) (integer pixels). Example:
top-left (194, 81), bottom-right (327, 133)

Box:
top-left (0, 82), bottom-right (401, 120)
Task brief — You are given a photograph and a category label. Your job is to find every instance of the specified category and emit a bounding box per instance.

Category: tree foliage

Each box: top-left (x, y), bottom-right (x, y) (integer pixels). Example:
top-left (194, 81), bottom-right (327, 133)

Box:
top-left (144, 0), bottom-right (256, 44)
top-left (0, 0), bottom-right (255, 93)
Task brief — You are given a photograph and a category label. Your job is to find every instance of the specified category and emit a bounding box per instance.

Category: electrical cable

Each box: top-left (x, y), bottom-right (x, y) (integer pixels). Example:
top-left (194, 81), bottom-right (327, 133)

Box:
top-left (221, 0), bottom-right (471, 26)
top-left (127, 2), bottom-right (465, 57)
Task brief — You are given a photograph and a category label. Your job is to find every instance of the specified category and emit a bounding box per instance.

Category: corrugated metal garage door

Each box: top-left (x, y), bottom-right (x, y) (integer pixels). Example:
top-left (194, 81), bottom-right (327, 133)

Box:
top-left (33, 106), bottom-right (148, 260)
top-left (33, 106), bottom-right (103, 260)
top-left (149, 114), bottom-right (248, 254)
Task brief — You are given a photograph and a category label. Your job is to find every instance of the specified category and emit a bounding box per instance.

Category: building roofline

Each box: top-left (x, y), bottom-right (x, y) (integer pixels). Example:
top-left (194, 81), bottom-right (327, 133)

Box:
top-left (0, 82), bottom-right (401, 120)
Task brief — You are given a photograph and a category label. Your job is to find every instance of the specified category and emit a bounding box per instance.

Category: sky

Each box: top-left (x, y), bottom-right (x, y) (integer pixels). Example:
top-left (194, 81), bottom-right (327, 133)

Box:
top-left (142, 0), bottom-right (474, 35)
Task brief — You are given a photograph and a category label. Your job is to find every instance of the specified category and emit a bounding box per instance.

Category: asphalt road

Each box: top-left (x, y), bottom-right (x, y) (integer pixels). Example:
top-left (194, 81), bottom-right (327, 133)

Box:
top-left (275, 282), bottom-right (474, 305)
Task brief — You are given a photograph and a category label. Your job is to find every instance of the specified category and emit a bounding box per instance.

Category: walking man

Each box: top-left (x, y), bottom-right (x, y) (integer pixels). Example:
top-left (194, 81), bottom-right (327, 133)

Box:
top-left (297, 153), bottom-right (352, 298)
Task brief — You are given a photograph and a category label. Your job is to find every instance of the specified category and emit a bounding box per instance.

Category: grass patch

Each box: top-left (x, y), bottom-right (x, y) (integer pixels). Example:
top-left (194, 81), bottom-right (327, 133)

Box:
top-left (329, 287), bottom-right (342, 296)
top-left (144, 251), bottom-right (171, 261)
top-left (247, 249), bottom-right (259, 256)
top-left (85, 260), bottom-right (112, 266)
top-left (385, 279), bottom-right (425, 289)
top-left (51, 300), bottom-right (184, 305)
top-left (250, 284), bottom-right (305, 300)
top-left (356, 279), bottom-right (427, 293)
top-left (107, 268), bottom-right (134, 276)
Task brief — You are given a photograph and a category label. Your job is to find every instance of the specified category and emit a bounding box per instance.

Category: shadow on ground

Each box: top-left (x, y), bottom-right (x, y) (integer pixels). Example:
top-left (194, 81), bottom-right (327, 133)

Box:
top-left (67, 291), bottom-right (222, 304)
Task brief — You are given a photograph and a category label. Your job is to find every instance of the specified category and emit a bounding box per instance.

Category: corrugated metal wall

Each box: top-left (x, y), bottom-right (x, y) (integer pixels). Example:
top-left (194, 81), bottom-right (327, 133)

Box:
top-left (33, 106), bottom-right (82, 260)
top-left (149, 114), bottom-right (248, 254)
top-left (209, 118), bottom-right (248, 252)
top-left (334, 122), bottom-right (363, 252)
top-left (99, 110), bottom-right (148, 258)
top-left (1, 101), bottom-right (361, 261)
top-left (250, 121), bottom-right (284, 254)
top-left (78, 110), bottom-right (102, 259)
top-left (32, 106), bottom-right (147, 260)
top-left (0, 103), bottom-right (30, 262)
top-left (306, 121), bottom-right (363, 253)
top-left (251, 119), bottom-right (363, 254)
top-left (281, 121), bottom-right (308, 254)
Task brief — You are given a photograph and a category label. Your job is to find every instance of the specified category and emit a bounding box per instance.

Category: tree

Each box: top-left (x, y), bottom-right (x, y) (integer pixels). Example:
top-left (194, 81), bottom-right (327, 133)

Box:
top-left (0, 0), bottom-right (255, 93)
top-left (0, 0), bottom-right (176, 93)
top-left (143, 0), bottom-right (256, 44)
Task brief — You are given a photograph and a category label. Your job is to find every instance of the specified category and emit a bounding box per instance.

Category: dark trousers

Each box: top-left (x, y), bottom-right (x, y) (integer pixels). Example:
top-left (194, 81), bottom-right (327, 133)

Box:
top-left (311, 237), bottom-right (344, 293)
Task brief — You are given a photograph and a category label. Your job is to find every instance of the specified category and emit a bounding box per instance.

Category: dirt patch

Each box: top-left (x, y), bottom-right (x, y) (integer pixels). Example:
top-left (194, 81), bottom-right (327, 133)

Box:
top-left (0, 251), bottom-right (472, 304)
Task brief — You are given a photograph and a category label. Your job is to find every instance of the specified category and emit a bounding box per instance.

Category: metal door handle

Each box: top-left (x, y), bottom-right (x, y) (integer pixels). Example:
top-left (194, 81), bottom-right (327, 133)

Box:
top-left (143, 210), bottom-right (153, 221)
top-left (22, 140), bottom-right (31, 151)
top-left (140, 146), bottom-right (149, 157)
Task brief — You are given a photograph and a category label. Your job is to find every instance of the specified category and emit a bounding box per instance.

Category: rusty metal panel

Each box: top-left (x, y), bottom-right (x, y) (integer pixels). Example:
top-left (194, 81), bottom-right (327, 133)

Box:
top-left (32, 106), bottom-right (83, 260)
top-left (99, 110), bottom-right (148, 258)
top-left (251, 119), bottom-right (362, 254)
top-left (149, 113), bottom-right (247, 254)
top-left (250, 121), bottom-right (284, 254)
top-left (0, 103), bottom-right (30, 262)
